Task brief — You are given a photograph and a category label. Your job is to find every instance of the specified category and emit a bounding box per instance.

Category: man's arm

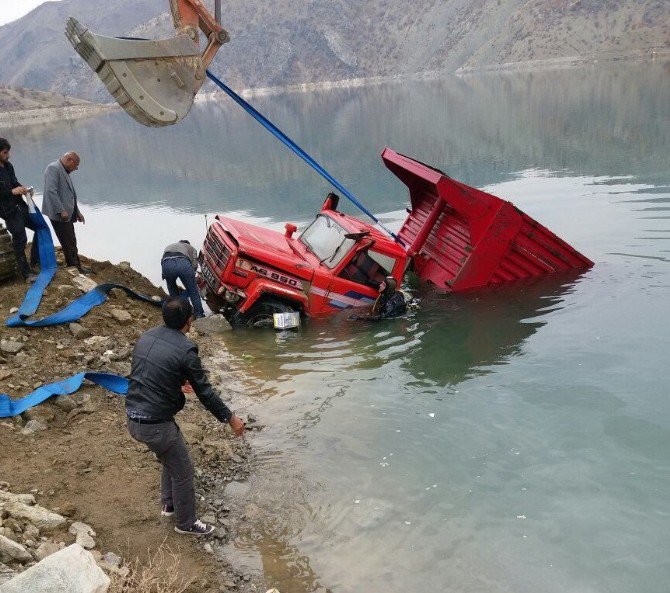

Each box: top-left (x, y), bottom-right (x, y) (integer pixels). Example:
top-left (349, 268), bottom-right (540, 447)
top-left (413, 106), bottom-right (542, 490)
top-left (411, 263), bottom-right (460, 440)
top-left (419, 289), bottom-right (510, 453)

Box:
top-left (183, 348), bottom-right (245, 434)
top-left (43, 165), bottom-right (67, 218)
top-left (0, 163), bottom-right (28, 201)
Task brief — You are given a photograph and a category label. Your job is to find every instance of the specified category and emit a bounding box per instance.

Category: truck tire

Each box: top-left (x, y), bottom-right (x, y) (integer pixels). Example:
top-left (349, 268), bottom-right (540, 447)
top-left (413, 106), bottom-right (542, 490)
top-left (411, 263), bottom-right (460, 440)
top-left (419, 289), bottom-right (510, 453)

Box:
top-left (228, 298), bottom-right (296, 329)
top-left (0, 224), bottom-right (17, 283)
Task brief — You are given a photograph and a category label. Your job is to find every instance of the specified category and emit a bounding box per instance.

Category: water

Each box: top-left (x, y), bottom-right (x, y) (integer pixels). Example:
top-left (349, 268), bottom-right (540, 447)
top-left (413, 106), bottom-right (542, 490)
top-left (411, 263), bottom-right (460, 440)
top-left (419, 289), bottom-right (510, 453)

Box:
top-left (7, 61), bottom-right (670, 592)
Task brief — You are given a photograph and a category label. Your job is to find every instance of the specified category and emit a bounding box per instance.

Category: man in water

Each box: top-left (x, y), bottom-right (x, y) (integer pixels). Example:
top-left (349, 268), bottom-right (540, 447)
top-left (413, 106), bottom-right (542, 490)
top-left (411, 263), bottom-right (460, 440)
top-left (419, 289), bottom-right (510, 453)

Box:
top-left (126, 296), bottom-right (245, 536)
top-left (351, 276), bottom-right (408, 321)
top-left (0, 138), bottom-right (39, 282)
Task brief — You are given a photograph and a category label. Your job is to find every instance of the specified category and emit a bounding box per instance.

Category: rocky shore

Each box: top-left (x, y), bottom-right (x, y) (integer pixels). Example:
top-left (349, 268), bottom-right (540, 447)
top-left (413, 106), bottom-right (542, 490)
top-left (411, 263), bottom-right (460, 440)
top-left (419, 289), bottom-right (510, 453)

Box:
top-left (0, 254), bottom-right (272, 592)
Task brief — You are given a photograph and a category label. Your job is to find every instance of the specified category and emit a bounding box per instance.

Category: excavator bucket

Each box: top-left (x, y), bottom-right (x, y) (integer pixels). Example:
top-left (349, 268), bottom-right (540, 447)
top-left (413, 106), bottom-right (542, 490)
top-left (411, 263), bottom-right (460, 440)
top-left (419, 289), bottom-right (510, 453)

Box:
top-left (385, 149), bottom-right (593, 291)
top-left (65, 1), bottom-right (228, 127)
top-left (66, 18), bottom-right (204, 127)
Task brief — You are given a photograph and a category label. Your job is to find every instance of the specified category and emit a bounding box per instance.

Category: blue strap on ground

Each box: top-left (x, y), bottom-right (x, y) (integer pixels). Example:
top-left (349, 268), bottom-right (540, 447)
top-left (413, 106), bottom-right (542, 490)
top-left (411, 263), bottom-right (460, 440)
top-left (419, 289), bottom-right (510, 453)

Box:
top-left (205, 70), bottom-right (404, 246)
top-left (0, 372), bottom-right (128, 418)
top-left (6, 201), bottom-right (161, 327)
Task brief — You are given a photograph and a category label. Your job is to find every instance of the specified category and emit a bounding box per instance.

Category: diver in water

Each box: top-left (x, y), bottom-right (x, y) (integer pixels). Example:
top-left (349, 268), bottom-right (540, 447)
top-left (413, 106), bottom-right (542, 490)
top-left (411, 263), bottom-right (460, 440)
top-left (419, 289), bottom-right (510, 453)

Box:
top-left (351, 276), bottom-right (408, 321)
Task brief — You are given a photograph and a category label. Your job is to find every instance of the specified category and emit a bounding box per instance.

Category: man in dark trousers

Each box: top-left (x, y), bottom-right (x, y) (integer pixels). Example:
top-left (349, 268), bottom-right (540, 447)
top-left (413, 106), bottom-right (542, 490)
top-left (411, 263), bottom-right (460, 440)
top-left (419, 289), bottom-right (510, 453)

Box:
top-left (42, 151), bottom-right (91, 274)
top-left (0, 138), bottom-right (39, 282)
top-left (126, 296), bottom-right (245, 536)
top-left (161, 239), bottom-right (205, 319)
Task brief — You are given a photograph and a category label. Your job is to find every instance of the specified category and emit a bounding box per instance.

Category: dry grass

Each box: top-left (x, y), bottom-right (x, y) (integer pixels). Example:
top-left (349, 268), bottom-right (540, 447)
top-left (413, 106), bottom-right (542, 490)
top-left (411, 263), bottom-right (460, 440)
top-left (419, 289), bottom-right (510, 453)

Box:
top-left (109, 542), bottom-right (194, 593)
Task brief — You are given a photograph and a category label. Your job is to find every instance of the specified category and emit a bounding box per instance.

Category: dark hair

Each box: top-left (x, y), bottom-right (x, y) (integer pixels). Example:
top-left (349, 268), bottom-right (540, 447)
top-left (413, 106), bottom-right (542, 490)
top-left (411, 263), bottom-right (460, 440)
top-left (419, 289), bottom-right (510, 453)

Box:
top-left (179, 239), bottom-right (190, 245)
top-left (0, 138), bottom-right (10, 152)
top-left (162, 296), bottom-right (193, 329)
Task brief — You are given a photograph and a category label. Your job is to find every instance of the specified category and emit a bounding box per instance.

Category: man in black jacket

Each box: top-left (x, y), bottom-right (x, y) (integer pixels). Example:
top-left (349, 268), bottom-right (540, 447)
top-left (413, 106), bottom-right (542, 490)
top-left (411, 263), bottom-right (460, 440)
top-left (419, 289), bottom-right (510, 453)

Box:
top-left (126, 296), bottom-right (245, 536)
top-left (351, 276), bottom-right (408, 321)
top-left (0, 138), bottom-right (39, 281)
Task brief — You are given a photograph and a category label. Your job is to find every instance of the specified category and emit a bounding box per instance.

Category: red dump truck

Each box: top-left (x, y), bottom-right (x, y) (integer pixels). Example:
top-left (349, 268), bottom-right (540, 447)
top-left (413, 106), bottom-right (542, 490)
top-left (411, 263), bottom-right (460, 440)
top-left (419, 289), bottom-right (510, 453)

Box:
top-left (198, 149), bottom-right (593, 328)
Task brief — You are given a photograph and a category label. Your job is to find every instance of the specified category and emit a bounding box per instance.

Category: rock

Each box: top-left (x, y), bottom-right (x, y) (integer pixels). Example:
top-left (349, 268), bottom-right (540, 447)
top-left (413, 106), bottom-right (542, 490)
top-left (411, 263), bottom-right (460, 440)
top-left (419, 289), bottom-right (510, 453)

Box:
top-left (0, 371), bottom-right (11, 381)
top-left (100, 552), bottom-right (120, 568)
top-left (69, 522), bottom-right (96, 549)
top-left (82, 336), bottom-right (110, 348)
top-left (109, 309), bottom-right (132, 325)
top-left (69, 323), bottom-right (92, 339)
top-left (22, 407), bottom-right (55, 424)
top-left (223, 481), bottom-right (250, 498)
top-left (3, 502), bottom-right (66, 532)
top-left (0, 535), bottom-right (32, 564)
top-left (0, 341), bottom-right (23, 355)
top-left (71, 275), bottom-right (98, 293)
top-left (201, 513), bottom-right (216, 525)
top-left (23, 525), bottom-right (39, 541)
top-left (0, 562), bottom-right (16, 586)
top-left (0, 492), bottom-right (35, 506)
top-left (0, 543), bottom-right (110, 593)
top-left (34, 541), bottom-right (61, 561)
top-left (52, 395), bottom-right (77, 412)
top-left (20, 420), bottom-right (48, 435)
top-left (72, 393), bottom-right (91, 406)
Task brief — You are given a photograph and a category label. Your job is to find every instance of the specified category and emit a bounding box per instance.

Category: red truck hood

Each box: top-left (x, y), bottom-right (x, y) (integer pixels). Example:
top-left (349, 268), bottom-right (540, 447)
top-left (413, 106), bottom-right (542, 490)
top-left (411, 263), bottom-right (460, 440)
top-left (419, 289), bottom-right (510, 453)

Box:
top-left (214, 216), bottom-right (313, 278)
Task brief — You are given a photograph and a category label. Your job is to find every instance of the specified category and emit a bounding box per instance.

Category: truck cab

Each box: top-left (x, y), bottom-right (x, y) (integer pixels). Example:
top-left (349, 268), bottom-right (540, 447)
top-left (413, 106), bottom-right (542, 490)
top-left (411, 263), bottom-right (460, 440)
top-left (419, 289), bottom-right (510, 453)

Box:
top-left (199, 193), bottom-right (408, 328)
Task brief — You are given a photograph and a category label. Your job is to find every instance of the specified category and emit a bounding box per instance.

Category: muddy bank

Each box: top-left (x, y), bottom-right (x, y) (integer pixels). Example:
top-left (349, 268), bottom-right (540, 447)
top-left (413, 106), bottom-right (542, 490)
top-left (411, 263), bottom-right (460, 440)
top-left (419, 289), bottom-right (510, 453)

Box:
top-left (0, 253), bottom-right (270, 592)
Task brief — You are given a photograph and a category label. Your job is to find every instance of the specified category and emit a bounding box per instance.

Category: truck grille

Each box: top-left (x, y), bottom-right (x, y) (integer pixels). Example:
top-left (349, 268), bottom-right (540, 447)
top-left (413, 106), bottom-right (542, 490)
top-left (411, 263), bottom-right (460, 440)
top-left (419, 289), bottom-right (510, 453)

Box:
top-left (204, 231), bottom-right (231, 267)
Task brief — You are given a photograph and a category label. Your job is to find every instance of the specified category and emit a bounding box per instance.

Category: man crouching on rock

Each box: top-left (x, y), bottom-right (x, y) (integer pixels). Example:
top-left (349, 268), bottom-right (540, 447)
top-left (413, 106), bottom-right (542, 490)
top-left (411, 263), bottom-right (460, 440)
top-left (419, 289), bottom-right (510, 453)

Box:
top-left (126, 296), bottom-right (245, 536)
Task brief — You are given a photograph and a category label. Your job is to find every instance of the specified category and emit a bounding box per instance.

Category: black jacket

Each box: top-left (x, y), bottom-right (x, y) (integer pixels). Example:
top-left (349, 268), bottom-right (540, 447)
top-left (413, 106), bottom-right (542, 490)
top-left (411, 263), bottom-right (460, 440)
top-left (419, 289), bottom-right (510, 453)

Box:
top-left (0, 161), bottom-right (23, 218)
top-left (126, 325), bottom-right (232, 423)
top-left (375, 291), bottom-right (407, 319)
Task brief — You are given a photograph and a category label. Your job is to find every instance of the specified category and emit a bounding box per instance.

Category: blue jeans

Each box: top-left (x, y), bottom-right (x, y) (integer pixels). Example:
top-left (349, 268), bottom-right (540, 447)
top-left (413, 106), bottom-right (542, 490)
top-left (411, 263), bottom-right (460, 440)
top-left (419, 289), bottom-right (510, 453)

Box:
top-left (161, 257), bottom-right (205, 318)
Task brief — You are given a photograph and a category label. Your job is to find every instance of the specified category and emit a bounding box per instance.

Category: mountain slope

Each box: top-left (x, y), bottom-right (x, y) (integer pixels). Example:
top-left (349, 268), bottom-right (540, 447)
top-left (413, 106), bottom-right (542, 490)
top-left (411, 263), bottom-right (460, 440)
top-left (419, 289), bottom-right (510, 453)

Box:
top-left (0, 0), bottom-right (666, 101)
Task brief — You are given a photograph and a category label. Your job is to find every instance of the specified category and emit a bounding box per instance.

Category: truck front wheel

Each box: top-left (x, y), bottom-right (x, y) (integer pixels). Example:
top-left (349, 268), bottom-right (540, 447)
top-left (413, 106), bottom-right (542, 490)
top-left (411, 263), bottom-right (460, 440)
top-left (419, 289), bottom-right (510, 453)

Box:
top-left (228, 298), bottom-right (296, 329)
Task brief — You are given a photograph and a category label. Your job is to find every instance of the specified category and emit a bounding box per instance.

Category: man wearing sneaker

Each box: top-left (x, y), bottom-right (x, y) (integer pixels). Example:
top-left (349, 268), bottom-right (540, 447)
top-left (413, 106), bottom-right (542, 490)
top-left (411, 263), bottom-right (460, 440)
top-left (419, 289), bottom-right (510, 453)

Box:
top-left (0, 138), bottom-right (40, 282)
top-left (126, 296), bottom-right (245, 536)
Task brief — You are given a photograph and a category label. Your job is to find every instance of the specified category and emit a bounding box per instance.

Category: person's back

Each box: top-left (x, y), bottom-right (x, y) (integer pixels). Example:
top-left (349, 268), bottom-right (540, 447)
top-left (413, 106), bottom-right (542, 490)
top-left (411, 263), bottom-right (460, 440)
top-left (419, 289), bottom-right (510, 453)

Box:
top-left (126, 325), bottom-right (192, 421)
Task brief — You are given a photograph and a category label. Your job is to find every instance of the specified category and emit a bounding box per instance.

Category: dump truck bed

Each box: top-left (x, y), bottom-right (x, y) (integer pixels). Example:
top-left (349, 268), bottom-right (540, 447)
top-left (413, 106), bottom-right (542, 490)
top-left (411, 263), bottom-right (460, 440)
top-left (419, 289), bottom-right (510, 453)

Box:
top-left (385, 149), bottom-right (593, 291)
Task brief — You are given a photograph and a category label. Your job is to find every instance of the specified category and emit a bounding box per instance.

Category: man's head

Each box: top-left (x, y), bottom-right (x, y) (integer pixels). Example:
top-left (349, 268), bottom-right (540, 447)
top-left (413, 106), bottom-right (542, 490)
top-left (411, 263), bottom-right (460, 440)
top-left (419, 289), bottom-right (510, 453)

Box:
top-left (379, 276), bottom-right (397, 297)
top-left (162, 296), bottom-right (194, 331)
top-left (60, 151), bottom-right (80, 173)
top-left (179, 240), bottom-right (191, 245)
top-left (0, 138), bottom-right (10, 164)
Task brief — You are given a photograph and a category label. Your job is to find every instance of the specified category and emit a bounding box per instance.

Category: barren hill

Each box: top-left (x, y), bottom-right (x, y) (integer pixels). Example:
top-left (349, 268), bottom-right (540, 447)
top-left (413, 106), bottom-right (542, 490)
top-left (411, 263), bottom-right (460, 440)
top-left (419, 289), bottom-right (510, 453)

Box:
top-left (0, 0), bottom-right (667, 102)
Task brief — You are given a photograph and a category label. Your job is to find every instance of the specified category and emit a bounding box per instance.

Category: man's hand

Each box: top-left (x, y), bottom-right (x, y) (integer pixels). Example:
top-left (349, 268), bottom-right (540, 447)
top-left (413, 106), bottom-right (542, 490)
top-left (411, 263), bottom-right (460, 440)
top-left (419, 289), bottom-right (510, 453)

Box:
top-left (228, 414), bottom-right (245, 437)
top-left (60, 212), bottom-right (69, 221)
top-left (11, 186), bottom-right (28, 196)
top-left (76, 212), bottom-right (85, 224)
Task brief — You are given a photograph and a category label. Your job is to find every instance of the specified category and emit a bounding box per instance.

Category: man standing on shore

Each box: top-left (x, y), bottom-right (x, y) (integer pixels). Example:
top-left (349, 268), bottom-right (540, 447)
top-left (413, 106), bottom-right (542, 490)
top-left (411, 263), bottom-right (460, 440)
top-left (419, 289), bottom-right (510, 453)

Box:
top-left (42, 151), bottom-right (91, 274)
top-left (161, 239), bottom-right (205, 319)
top-left (126, 296), bottom-right (245, 536)
top-left (0, 138), bottom-right (39, 282)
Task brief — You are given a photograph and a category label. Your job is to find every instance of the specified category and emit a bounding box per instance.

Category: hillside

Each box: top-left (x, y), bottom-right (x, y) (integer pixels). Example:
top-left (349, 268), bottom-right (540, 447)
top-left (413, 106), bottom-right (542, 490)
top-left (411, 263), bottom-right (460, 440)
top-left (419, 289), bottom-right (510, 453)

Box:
top-left (0, 85), bottom-right (90, 111)
top-left (0, 0), bottom-right (667, 102)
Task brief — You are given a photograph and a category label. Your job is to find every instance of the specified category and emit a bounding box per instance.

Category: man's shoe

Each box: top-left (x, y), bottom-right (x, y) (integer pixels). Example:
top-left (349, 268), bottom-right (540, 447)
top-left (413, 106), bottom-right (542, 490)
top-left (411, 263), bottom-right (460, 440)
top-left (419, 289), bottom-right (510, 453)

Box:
top-left (174, 519), bottom-right (215, 536)
top-left (24, 273), bottom-right (38, 283)
top-left (161, 504), bottom-right (175, 518)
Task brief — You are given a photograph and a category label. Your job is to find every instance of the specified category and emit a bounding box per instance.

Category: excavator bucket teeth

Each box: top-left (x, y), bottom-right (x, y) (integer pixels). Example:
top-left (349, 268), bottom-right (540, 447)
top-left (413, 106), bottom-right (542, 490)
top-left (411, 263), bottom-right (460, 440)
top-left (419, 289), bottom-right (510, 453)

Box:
top-left (65, 17), bottom-right (206, 127)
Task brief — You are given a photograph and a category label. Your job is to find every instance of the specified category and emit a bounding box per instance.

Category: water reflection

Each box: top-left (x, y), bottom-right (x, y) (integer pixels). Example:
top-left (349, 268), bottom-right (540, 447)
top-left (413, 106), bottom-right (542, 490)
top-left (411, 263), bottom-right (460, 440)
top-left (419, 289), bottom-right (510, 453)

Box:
top-left (222, 272), bottom-right (586, 391)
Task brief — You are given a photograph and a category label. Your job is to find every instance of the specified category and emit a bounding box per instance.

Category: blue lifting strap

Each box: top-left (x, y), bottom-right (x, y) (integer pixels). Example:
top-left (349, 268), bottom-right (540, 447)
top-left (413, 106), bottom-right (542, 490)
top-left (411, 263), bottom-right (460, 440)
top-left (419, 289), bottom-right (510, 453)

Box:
top-left (1, 199), bottom-right (160, 415)
top-left (0, 373), bottom-right (128, 418)
top-left (206, 70), bottom-right (404, 246)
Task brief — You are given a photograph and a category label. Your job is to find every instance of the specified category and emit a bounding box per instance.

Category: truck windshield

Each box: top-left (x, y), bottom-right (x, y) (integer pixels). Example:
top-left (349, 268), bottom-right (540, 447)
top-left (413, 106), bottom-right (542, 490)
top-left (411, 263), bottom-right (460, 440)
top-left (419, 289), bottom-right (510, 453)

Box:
top-left (299, 214), bottom-right (356, 268)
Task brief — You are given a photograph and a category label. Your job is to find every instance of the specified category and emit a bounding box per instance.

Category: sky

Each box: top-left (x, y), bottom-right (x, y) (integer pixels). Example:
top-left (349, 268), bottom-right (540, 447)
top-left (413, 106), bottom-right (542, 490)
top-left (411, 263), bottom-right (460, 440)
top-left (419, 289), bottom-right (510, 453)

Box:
top-left (0, 0), bottom-right (61, 27)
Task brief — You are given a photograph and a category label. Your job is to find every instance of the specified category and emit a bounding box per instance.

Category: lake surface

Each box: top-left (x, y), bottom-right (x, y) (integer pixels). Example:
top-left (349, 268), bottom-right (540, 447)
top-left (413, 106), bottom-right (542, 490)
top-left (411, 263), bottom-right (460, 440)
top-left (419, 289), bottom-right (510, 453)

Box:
top-left (7, 61), bottom-right (670, 592)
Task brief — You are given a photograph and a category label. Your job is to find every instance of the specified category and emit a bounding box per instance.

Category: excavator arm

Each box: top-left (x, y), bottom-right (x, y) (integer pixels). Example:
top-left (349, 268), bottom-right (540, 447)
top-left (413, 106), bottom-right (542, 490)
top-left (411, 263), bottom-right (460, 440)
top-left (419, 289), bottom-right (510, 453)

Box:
top-left (66, 0), bottom-right (229, 127)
